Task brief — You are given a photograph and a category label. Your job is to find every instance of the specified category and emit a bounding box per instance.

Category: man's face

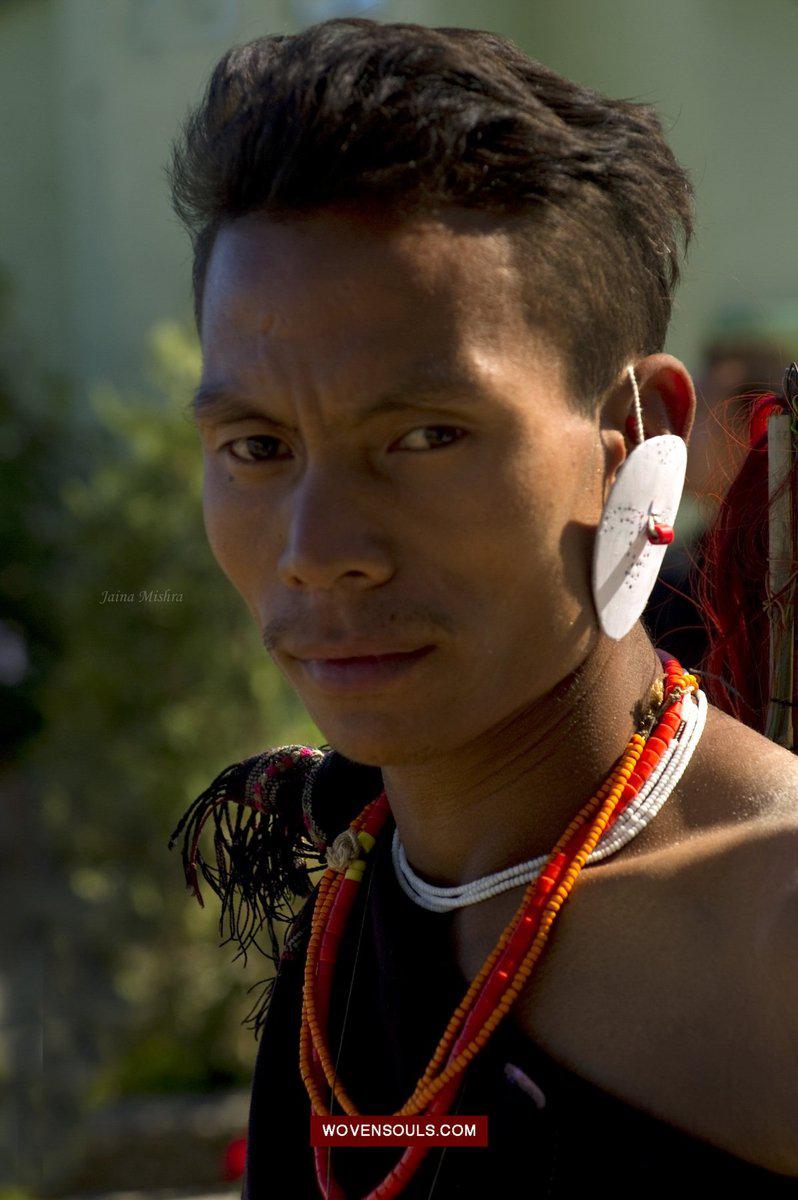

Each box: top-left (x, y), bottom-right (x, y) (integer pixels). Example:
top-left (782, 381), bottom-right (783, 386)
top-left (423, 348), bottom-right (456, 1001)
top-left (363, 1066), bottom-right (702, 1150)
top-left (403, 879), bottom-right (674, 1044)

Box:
top-left (196, 207), bottom-right (607, 765)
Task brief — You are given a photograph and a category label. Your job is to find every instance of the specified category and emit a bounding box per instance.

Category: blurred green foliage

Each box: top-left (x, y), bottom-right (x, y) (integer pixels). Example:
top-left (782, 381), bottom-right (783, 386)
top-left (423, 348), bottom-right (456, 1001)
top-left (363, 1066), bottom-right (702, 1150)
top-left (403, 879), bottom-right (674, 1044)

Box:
top-left (0, 306), bottom-right (323, 1190)
top-left (50, 319), bottom-right (323, 1095)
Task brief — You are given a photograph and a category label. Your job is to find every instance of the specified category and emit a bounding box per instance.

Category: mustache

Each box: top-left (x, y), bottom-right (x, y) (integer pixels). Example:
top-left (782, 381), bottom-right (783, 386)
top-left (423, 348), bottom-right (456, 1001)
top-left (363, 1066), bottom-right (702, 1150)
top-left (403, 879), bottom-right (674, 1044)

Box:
top-left (260, 609), bottom-right (452, 653)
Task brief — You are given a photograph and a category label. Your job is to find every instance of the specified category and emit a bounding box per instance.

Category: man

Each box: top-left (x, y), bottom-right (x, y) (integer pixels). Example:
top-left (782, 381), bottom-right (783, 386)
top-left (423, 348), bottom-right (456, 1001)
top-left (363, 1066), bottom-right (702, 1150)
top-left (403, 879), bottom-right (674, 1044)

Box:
top-left (167, 18), bottom-right (798, 1195)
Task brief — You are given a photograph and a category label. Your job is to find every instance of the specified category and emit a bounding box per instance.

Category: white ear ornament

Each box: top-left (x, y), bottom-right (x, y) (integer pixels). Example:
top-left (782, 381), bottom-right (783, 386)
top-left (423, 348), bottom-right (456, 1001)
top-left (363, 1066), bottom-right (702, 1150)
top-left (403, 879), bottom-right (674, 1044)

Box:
top-left (591, 364), bottom-right (687, 641)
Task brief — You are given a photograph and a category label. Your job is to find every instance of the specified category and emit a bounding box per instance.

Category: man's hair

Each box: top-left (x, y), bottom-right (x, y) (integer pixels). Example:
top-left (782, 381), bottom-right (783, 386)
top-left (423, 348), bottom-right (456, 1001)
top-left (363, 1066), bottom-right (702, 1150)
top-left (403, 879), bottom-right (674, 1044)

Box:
top-left (167, 18), bottom-right (694, 411)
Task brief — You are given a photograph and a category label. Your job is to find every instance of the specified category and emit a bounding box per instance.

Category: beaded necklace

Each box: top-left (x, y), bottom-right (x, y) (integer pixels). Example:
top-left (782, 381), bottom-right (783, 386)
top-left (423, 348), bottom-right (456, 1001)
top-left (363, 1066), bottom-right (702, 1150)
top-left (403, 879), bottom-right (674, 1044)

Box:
top-left (300, 652), bottom-right (700, 1198)
top-left (393, 684), bottom-right (707, 911)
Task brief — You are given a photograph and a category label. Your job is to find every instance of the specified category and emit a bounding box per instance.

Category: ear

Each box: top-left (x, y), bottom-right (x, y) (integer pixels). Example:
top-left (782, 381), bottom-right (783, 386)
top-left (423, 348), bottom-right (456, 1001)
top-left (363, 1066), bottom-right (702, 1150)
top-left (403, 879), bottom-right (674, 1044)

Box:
top-left (623, 353), bottom-right (697, 446)
top-left (599, 354), bottom-right (696, 502)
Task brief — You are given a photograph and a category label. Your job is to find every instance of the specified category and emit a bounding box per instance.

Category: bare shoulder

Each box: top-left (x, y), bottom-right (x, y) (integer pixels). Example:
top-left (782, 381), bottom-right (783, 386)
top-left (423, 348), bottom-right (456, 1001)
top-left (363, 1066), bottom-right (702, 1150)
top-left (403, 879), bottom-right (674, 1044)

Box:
top-left (700, 700), bottom-right (798, 933)
top-left (662, 701), bottom-right (798, 919)
top-left (518, 707), bottom-right (798, 1173)
top-left (693, 700), bottom-right (798, 824)
top-left (577, 700), bottom-right (798, 902)
top-left (692, 709), bottom-right (798, 1174)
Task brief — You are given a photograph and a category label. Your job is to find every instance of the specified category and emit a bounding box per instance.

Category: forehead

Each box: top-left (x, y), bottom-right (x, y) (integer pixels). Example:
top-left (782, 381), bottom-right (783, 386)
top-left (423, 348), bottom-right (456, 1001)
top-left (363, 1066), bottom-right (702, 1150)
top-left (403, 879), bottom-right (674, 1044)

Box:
top-left (200, 207), bottom-right (535, 371)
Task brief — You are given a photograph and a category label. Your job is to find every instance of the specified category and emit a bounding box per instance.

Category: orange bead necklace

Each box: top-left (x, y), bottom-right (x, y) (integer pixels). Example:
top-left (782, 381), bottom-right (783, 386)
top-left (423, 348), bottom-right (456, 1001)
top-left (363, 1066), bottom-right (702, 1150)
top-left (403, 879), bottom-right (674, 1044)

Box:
top-left (301, 653), bottom-right (699, 1198)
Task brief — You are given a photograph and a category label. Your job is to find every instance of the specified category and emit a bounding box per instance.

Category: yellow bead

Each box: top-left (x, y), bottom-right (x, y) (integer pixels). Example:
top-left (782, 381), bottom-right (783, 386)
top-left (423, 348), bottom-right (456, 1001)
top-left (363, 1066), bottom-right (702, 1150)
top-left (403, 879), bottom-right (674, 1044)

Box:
top-left (358, 830), bottom-right (376, 853)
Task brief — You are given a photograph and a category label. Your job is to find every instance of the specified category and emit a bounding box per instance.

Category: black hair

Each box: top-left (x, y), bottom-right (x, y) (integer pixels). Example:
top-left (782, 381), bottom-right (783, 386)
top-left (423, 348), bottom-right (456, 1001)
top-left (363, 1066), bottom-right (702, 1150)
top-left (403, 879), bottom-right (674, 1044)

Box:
top-left (167, 17), bottom-right (695, 410)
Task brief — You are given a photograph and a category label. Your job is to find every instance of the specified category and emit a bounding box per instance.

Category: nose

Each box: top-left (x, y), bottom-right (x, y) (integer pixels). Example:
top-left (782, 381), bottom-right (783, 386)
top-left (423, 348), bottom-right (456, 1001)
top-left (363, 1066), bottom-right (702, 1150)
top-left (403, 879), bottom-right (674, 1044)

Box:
top-left (276, 463), bottom-right (395, 591)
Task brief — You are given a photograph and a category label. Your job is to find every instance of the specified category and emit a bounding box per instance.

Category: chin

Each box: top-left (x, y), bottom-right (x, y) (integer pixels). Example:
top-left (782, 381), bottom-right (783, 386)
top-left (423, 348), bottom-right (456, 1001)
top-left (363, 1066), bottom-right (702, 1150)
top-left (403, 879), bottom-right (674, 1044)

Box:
top-left (313, 717), bottom-right (442, 769)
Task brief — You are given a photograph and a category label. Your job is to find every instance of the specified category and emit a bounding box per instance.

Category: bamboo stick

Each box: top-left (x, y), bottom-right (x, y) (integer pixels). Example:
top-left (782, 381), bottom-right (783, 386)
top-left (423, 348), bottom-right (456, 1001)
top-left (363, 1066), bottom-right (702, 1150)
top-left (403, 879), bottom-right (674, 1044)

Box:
top-left (764, 412), bottom-right (795, 747)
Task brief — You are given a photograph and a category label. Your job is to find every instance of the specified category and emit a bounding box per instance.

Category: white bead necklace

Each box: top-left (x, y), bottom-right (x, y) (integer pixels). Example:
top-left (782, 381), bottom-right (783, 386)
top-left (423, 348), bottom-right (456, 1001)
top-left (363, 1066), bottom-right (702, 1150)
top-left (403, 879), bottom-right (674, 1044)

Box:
top-left (392, 687), bottom-right (707, 912)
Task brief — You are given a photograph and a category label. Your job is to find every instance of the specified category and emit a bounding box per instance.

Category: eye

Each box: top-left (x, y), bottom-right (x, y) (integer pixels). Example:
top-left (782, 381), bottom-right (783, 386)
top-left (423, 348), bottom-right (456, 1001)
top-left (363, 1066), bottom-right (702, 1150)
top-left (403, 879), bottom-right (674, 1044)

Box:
top-left (223, 435), bottom-right (290, 464)
top-left (222, 425), bottom-right (468, 464)
top-left (392, 425), bottom-right (468, 452)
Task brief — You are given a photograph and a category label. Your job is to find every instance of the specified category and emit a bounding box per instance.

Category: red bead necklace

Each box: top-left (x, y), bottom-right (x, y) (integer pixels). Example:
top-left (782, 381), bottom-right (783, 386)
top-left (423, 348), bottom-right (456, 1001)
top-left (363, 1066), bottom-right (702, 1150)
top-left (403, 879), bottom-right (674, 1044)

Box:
top-left (301, 653), bottom-right (699, 1198)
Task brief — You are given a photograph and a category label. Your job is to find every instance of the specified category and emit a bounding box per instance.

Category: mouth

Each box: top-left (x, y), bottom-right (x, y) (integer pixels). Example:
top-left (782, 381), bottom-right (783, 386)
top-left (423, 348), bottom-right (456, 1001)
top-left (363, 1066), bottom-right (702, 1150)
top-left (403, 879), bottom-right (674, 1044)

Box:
top-left (296, 645), bottom-right (436, 693)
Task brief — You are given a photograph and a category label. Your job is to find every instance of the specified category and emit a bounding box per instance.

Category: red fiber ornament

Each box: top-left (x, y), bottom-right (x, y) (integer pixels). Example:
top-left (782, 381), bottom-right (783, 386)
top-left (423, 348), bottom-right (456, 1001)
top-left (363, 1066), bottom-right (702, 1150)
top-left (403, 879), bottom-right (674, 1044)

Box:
top-left (748, 393), bottom-right (783, 448)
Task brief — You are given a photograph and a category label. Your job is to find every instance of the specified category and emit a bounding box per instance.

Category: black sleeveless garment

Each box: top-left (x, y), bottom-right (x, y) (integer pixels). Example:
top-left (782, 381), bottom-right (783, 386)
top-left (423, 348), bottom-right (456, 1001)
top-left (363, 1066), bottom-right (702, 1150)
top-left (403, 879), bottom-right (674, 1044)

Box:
top-left (242, 817), bottom-right (797, 1198)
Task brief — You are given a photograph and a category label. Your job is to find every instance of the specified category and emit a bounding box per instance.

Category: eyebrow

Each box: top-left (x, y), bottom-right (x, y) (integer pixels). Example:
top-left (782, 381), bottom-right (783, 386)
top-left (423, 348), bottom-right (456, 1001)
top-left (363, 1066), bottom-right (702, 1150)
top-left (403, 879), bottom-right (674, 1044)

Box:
top-left (190, 370), bottom-right (487, 431)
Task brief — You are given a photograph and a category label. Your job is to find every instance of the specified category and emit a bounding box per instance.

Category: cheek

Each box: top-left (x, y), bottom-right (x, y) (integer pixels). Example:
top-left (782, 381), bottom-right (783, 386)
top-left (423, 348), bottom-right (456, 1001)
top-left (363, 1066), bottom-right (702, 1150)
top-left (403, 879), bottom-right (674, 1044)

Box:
top-left (462, 433), bottom-right (598, 622)
top-left (201, 463), bottom-right (268, 605)
top-left (470, 435), bottom-right (571, 564)
top-left (422, 446), bottom-right (565, 658)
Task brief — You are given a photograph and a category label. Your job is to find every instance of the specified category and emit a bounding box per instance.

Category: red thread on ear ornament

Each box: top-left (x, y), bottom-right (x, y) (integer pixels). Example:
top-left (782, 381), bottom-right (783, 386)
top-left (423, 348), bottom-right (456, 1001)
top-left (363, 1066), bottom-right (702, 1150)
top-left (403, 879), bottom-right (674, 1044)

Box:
top-left (646, 516), bottom-right (674, 545)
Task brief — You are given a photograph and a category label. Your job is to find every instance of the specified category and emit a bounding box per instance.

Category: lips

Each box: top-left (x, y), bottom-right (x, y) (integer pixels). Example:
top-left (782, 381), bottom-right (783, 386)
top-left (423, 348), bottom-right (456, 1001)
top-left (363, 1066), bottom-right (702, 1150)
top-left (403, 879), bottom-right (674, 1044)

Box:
top-left (296, 645), bottom-right (436, 692)
top-left (290, 641), bottom-right (433, 661)
top-left (320, 651), bottom-right (425, 665)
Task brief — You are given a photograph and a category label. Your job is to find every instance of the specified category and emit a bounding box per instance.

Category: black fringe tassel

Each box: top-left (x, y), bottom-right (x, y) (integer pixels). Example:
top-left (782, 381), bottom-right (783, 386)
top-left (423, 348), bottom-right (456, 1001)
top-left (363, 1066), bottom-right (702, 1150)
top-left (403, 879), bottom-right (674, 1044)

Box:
top-left (167, 743), bottom-right (383, 1036)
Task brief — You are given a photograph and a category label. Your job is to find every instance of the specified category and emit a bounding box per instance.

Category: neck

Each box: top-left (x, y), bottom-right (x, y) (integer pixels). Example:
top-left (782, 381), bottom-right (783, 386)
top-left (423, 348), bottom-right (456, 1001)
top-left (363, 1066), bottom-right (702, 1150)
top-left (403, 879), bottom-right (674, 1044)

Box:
top-left (381, 622), bottom-right (667, 888)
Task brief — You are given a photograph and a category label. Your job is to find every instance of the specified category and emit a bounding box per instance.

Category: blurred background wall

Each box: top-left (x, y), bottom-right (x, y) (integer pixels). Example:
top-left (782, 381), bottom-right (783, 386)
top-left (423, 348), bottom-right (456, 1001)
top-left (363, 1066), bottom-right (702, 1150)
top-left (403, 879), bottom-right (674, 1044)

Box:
top-left (1, 1), bottom-right (796, 1197)
top-left (3, 0), bottom-right (798, 396)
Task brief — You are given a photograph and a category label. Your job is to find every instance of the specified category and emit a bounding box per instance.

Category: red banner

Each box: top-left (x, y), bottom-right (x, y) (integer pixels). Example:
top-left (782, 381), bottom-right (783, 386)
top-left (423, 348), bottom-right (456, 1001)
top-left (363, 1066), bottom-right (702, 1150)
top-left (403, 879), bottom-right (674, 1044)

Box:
top-left (310, 1115), bottom-right (488, 1147)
